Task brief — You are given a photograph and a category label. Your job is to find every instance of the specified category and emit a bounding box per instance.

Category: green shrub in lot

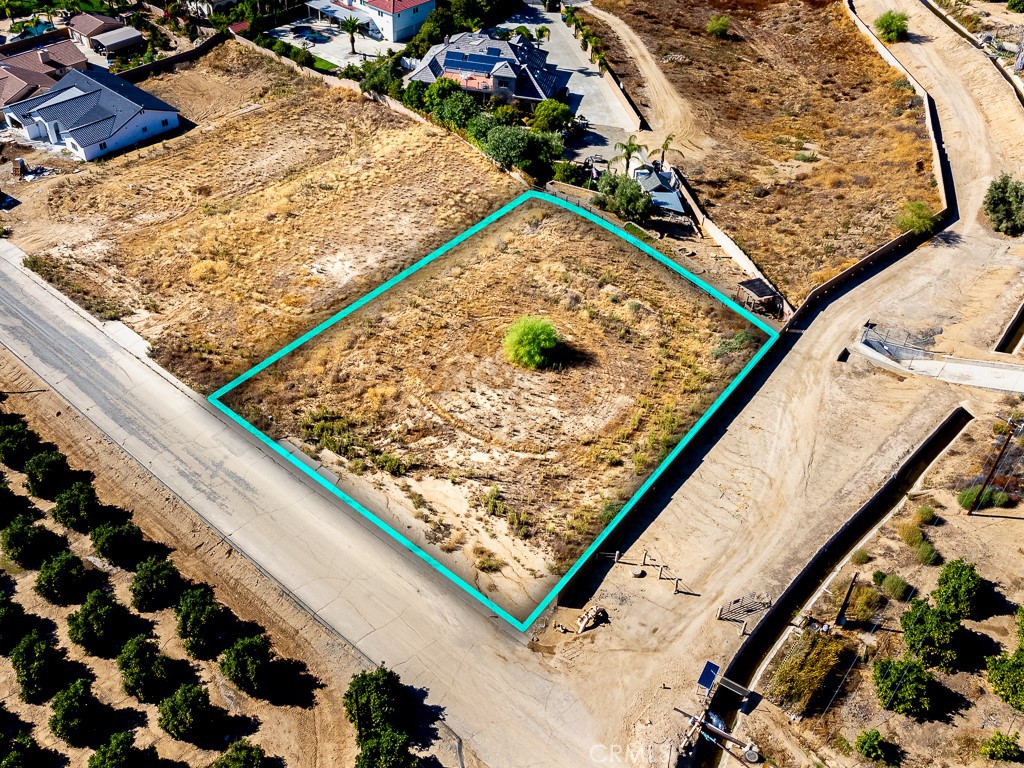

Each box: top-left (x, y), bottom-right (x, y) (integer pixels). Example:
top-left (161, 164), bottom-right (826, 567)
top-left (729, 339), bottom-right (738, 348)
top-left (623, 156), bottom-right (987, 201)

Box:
top-left (915, 540), bottom-right (939, 565)
top-left (983, 173), bottom-right (1024, 235)
top-left (932, 559), bottom-right (980, 619)
top-left (913, 505), bottom-right (936, 525)
top-left (220, 635), bottom-right (272, 696)
top-left (851, 548), bottom-right (871, 565)
top-left (706, 14), bottom-right (729, 38)
top-left (175, 585), bottom-right (224, 659)
top-left (117, 635), bottom-right (171, 703)
top-left (987, 650), bottom-right (1024, 711)
top-left (68, 589), bottom-right (134, 657)
top-left (90, 521), bottom-right (144, 569)
top-left (881, 573), bottom-right (909, 601)
top-left (874, 10), bottom-right (909, 42)
top-left (979, 730), bottom-right (1022, 761)
top-left (956, 484), bottom-right (1011, 510)
top-left (10, 628), bottom-right (62, 702)
top-left (900, 598), bottom-right (960, 671)
top-left (0, 421), bottom-right (38, 469)
top-left (765, 632), bottom-right (846, 714)
top-left (210, 739), bottom-right (268, 768)
top-left (49, 678), bottom-right (99, 746)
top-left (158, 683), bottom-right (212, 741)
top-left (88, 730), bottom-right (158, 768)
top-left (433, 92), bottom-right (480, 129)
top-left (874, 655), bottom-right (932, 716)
top-left (503, 317), bottom-right (560, 369)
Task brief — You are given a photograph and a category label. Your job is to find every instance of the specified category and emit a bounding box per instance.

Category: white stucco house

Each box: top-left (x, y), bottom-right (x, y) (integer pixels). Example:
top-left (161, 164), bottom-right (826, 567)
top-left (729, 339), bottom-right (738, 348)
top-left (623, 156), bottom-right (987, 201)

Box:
top-left (2, 69), bottom-right (179, 161)
top-left (305, 0), bottom-right (435, 42)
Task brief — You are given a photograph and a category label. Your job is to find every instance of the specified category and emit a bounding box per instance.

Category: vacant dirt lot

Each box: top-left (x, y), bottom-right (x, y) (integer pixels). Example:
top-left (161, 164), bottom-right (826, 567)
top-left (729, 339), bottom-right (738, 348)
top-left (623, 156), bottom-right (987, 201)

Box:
top-left (3, 42), bottom-right (519, 392)
top-left (583, 0), bottom-right (941, 302)
top-left (225, 200), bottom-right (764, 616)
top-left (740, 412), bottom-right (1024, 767)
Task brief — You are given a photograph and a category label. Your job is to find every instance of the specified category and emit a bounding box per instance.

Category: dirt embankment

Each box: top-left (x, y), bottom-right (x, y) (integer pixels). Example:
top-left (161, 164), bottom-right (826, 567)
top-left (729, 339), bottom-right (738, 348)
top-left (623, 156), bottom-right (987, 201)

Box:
top-left (226, 201), bottom-right (764, 611)
top-left (583, 0), bottom-right (941, 302)
top-left (4, 42), bottom-right (519, 394)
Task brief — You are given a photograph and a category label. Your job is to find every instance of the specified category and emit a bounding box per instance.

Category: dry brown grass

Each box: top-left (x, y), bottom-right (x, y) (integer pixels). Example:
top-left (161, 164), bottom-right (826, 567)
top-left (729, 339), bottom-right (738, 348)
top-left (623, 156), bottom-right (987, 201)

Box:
top-left (9, 42), bottom-right (519, 393)
top-left (225, 200), bottom-right (764, 573)
top-left (588, 0), bottom-right (940, 302)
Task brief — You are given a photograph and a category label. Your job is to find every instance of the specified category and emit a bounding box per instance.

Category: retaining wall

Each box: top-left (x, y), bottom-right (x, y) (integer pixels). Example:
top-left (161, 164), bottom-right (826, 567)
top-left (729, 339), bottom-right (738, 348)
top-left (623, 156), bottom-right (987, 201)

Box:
top-left (118, 32), bottom-right (228, 82)
top-left (600, 66), bottom-right (644, 131)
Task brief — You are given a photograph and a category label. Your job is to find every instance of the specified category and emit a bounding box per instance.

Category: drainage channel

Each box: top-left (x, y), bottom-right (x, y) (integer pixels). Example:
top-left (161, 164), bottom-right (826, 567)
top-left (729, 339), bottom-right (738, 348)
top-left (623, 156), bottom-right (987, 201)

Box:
top-left (994, 300), bottom-right (1024, 354)
top-left (694, 405), bottom-right (974, 767)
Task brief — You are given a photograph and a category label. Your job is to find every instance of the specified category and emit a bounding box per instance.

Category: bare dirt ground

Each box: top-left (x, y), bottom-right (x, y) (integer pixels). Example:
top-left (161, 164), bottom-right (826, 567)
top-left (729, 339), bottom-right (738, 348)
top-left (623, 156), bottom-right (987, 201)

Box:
top-left (2, 42), bottom-right (519, 393)
top-left (225, 199), bottom-right (764, 617)
top-left (579, 0), bottom-right (941, 303)
top-left (741, 410), bottom-right (1024, 767)
top-left (0, 353), bottom-right (371, 766)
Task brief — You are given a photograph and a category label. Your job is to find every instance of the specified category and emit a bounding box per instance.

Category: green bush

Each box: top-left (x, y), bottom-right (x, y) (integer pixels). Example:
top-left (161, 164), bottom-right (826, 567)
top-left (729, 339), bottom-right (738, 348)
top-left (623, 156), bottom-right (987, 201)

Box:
top-left (91, 521), bottom-right (144, 569)
top-left (49, 678), bottom-right (98, 746)
top-left (291, 47), bottom-right (313, 68)
top-left (401, 79), bottom-right (426, 110)
top-left (851, 548), bottom-right (871, 565)
top-left (984, 173), bottom-right (1024, 235)
top-left (987, 650), bottom-right (1024, 711)
top-left (34, 551), bottom-right (87, 605)
top-left (484, 124), bottom-right (530, 169)
top-left (900, 598), bottom-right (960, 671)
top-left (466, 112), bottom-right (497, 144)
top-left (2, 514), bottom-right (53, 568)
top-left (531, 98), bottom-right (573, 132)
top-left (872, 570), bottom-right (887, 586)
top-left (894, 200), bottom-right (936, 235)
top-left (433, 91), bottom-right (480, 129)
top-left (175, 585), bottom-right (224, 659)
top-left (272, 39), bottom-right (289, 56)
top-left (10, 628), bottom-right (61, 702)
top-left (2, 732), bottom-right (44, 768)
top-left (846, 584), bottom-right (884, 622)
top-left (706, 14), bottom-right (729, 38)
top-left (874, 656), bottom-right (932, 716)
top-left (158, 683), bottom-right (212, 741)
top-left (980, 730), bottom-right (1022, 761)
top-left (423, 77), bottom-right (461, 110)
top-left (355, 725), bottom-right (417, 768)
top-left (0, 591), bottom-right (27, 654)
top-left (0, 422), bottom-right (38, 469)
top-left (855, 729), bottom-right (885, 761)
top-left (68, 589), bottom-right (133, 657)
top-left (957, 484), bottom-right (1011, 510)
top-left (915, 540), bottom-right (939, 566)
top-left (932, 558), bottom-right (980, 619)
top-left (23, 450), bottom-right (71, 499)
top-left (130, 556), bottom-right (183, 612)
top-left (1010, 0), bottom-right (1024, 12)
top-left (881, 573), bottom-right (909, 601)
top-left (503, 317), bottom-right (561, 369)
top-left (52, 481), bottom-right (102, 532)
top-left (88, 730), bottom-right (157, 768)
top-left (344, 665), bottom-right (412, 741)
top-left (553, 160), bottom-right (584, 185)
top-left (210, 739), bottom-right (268, 768)
top-left (117, 635), bottom-right (171, 702)
top-left (220, 635), bottom-right (272, 696)
top-left (874, 10), bottom-right (909, 42)
top-left (592, 173), bottom-right (654, 222)
top-left (913, 505), bottom-right (936, 525)
top-left (897, 521), bottom-right (924, 548)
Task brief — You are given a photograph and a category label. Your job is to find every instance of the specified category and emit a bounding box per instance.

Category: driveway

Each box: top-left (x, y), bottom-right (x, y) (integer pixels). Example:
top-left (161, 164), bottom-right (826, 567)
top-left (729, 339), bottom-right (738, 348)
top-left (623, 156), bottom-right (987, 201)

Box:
top-left (497, 2), bottom-right (635, 131)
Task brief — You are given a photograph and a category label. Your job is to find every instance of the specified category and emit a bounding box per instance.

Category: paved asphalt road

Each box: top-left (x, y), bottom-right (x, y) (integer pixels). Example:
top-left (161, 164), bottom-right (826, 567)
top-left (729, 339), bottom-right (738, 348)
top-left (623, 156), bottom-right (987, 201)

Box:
top-left (0, 244), bottom-right (595, 767)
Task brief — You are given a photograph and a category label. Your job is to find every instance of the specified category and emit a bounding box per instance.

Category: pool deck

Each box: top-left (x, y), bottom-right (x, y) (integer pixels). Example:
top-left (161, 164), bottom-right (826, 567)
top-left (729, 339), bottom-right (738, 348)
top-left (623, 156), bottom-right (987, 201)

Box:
top-left (266, 19), bottom-right (400, 68)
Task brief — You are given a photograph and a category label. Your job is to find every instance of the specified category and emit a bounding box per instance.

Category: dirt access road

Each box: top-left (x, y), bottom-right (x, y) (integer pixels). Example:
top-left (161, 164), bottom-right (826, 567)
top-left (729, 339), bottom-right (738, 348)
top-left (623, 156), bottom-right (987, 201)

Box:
top-left (0, 10), bottom-right (1022, 768)
top-left (578, 3), bottom-right (714, 157)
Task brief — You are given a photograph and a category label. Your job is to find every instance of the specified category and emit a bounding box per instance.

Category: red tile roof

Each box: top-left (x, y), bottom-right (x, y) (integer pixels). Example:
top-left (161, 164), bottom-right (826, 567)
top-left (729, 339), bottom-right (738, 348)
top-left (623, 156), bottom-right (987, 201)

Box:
top-left (365, 0), bottom-right (432, 13)
top-left (67, 12), bottom-right (122, 38)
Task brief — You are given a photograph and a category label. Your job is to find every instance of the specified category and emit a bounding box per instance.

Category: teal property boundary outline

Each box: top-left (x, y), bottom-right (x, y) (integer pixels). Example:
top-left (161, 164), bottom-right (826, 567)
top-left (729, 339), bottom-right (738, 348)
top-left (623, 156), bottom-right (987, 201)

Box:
top-left (208, 190), bottom-right (780, 632)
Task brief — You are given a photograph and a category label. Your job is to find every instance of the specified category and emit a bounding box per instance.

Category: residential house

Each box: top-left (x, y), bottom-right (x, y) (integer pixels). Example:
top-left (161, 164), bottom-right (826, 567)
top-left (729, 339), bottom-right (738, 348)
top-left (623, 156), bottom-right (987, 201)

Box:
top-left (633, 164), bottom-right (686, 215)
top-left (305, 0), bottom-right (436, 42)
top-left (3, 69), bottom-right (179, 160)
top-left (409, 32), bottom-right (558, 103)
top-left (0, 39), bottom-right (87, 106)
top-left (67, 13), bottom-right (123, 48)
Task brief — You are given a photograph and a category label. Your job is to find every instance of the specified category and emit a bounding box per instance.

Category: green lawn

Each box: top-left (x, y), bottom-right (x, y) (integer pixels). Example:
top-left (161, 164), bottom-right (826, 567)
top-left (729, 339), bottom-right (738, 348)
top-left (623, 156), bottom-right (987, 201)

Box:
top-left (311, 54), bottom-right (335, 74)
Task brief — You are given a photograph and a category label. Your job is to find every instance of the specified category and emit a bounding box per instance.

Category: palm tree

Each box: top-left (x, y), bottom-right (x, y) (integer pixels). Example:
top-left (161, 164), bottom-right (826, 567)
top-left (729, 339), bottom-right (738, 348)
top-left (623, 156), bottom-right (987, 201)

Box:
top-left (339, 15), bottom-right (360, 55)
top-left (562, 6), bottom-right (576, 29)
top-left (535, 24), bottom-right (549, 41)
top-left (613, 135), bottom-right (648, 176)
top-left (42, 4), bottom-right (54, 23)
top-left (659, 133), bottom-right (677, 165)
